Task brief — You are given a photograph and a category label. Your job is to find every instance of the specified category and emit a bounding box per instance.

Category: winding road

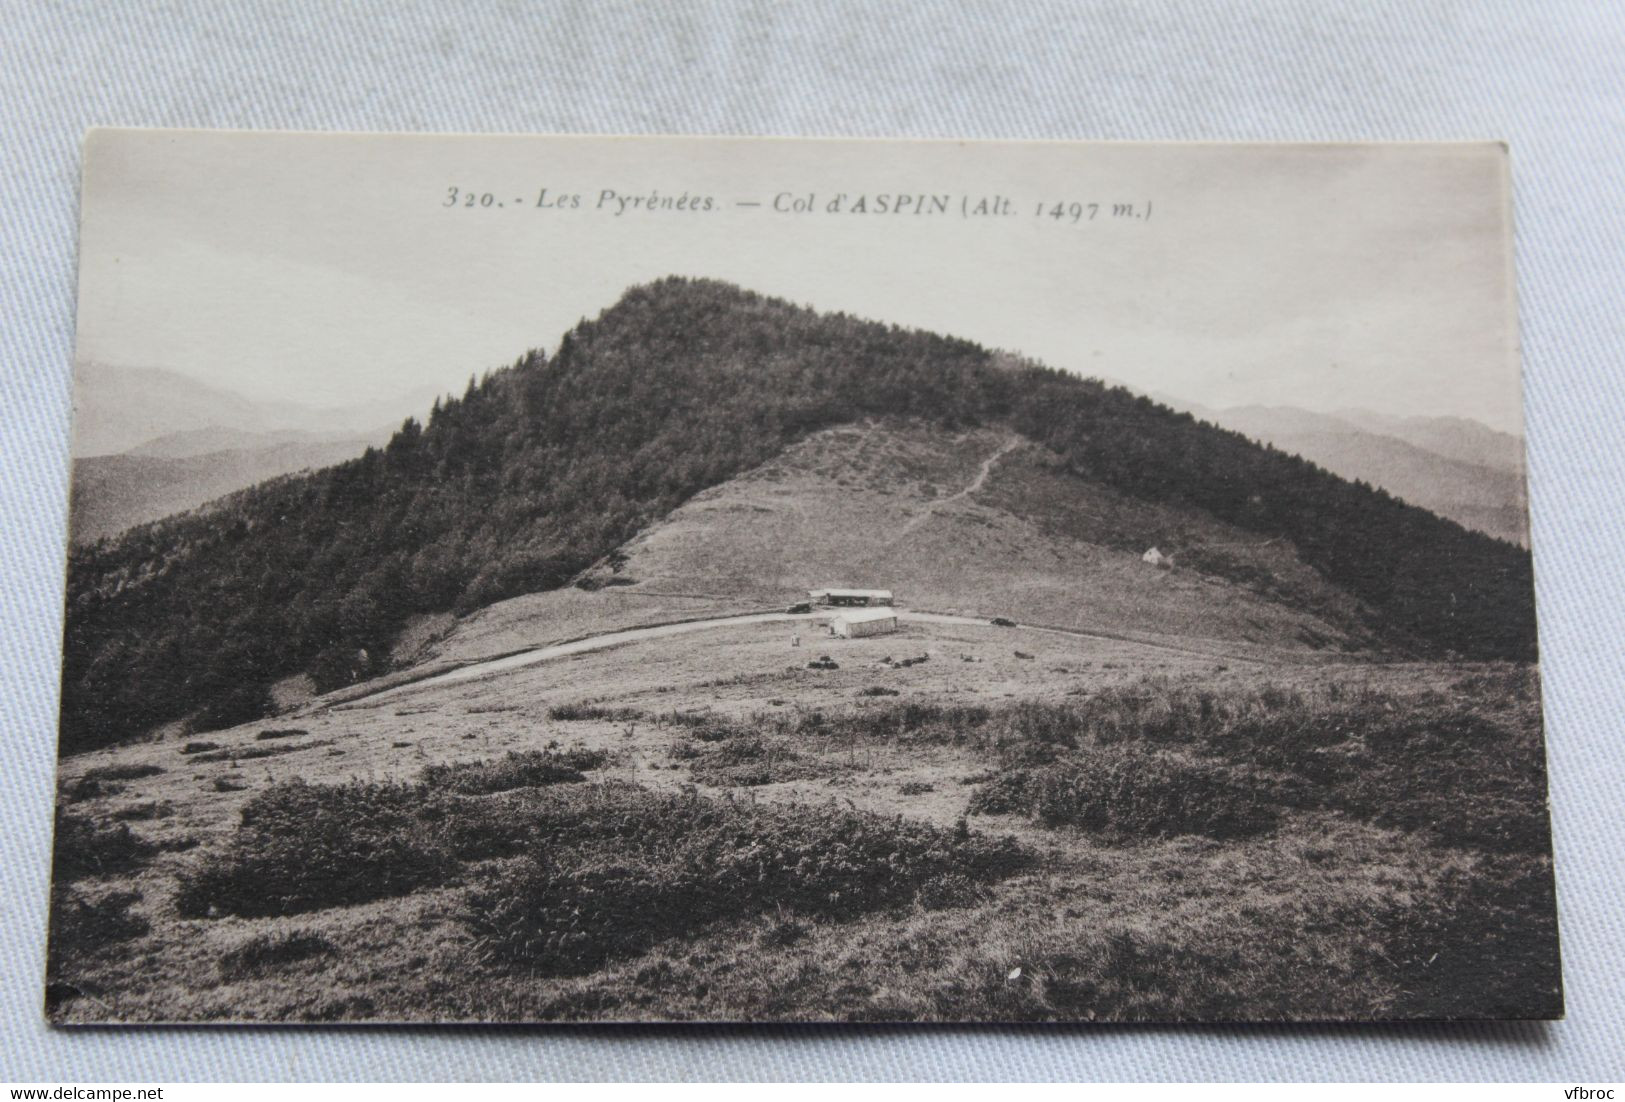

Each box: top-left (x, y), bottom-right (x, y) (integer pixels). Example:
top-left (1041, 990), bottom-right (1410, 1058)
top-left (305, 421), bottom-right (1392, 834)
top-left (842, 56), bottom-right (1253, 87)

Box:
top-left (337, 604), bottom-right (1251, 709)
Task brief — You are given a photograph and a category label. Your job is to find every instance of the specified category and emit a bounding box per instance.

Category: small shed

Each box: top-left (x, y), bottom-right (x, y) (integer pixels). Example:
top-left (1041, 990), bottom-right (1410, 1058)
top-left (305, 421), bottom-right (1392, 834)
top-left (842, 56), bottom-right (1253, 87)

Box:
top-left (1141, 547), bottom-right (1168, 566)
top-left (830, 607), bottom-right (899, 639)
top-left (809, 587), bottom-right (894, 607)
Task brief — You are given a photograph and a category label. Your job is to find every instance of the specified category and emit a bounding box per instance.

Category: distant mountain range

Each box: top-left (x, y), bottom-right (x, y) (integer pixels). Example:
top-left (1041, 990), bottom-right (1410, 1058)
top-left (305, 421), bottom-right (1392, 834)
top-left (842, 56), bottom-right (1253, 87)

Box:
top-left (72, 362), bottom-right (444, 459)
top-left (68, 364), bottom-right (443, 544)
top-left (70, 364), bottom-right (1530, 551)
top-left (70, 429), bottom-right (392, 544)
top-left (1155, 400), bottom-right (1529, 547)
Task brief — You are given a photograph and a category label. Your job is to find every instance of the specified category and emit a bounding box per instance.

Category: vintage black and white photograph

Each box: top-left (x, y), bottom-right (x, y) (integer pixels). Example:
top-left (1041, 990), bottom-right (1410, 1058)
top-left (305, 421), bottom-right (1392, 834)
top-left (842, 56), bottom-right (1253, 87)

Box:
top-left (48, 131), bottom-right (1560, 1024)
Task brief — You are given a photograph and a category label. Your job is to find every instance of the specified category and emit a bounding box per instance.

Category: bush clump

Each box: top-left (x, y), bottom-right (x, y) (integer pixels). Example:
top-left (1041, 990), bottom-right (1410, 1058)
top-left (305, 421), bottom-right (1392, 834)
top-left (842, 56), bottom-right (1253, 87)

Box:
top-left (110, 802), bottom-right (171, 822)
top-left (970, 745), bottom-right (1280, 839)
top-left (175, 780), bottom-right (457, 918)
top-left (1058, 678), bottom-right (1550, 852)
top-left (256, 728), bottom-right (308, 741)
top-left (188, 740), bottom-right (328, 764)
top-left (66, 763), bottom-right (165, 801)
top-left (546, 703), bottom-right (643, 722)
top-left (218, 930), bottom-right (338, 979)
top-left (806, 678), bottom-right (1549, 853)
top-left (49, 888), bottom-right (148, 959)
top-left (77, 763), bottom-right (165, 783)
top-left (465, 782), bottom-right (1027, 974)
top-left (683, 734), bottom-right (837, 787)
top-left (419, 747), bottom-right (610, 795)
top-left (52, 809), bottom-right (155, 881)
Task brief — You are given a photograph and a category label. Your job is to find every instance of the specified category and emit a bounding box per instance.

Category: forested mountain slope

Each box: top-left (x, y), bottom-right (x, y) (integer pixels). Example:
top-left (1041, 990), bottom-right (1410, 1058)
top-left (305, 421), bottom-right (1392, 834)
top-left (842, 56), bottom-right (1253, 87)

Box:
top-left (60, 278), bottom-right (1537, 753)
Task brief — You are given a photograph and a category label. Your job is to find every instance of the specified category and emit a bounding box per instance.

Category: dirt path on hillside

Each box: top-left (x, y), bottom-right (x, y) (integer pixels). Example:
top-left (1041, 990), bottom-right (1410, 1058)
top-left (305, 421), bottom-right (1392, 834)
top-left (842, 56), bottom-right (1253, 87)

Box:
top-left (893, 435), bottom-right (1021, 540)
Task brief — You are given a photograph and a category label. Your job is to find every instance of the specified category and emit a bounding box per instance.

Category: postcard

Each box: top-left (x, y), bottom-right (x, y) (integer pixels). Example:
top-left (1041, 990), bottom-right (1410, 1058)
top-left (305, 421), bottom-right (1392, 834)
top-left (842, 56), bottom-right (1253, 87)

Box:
top-left (50, 131), bottom-right (1559, 1023)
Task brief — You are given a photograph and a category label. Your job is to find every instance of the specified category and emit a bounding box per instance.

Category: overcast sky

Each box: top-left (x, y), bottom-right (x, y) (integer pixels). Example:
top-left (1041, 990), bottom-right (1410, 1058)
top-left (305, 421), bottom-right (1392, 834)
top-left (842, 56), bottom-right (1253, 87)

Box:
top-left (76, 132), bottom-right (1526, 434)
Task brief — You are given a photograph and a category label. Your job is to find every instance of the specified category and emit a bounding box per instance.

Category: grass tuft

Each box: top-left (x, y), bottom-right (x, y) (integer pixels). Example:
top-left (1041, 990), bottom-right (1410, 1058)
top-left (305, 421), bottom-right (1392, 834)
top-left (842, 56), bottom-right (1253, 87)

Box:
top-left (419, 747), bottom-right (610, 795)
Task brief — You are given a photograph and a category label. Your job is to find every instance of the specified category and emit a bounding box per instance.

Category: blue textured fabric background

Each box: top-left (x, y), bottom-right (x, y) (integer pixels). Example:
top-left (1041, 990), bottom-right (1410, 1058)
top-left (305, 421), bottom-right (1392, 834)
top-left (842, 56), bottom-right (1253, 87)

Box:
top-left (3, 0), bottom-right (1621, 1082)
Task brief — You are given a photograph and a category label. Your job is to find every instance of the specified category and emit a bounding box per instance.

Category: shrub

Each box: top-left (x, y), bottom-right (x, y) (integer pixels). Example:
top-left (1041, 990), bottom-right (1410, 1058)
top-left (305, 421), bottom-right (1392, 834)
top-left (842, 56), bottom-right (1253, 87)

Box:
top-left (915, 872), bottom-right (985, 911)
top-left (189, 741), bottom-right (330, 764)
top-left (78, 763), bottom-right (165, 783)
top-left (67, 763), bottom-right (164, 801)
top-left (181, 741), bottom-right (221, 755)
top-left (860, 686), bottom-right (901, 697)
top-left (52, 810), bottom-right (154, 881)
top-left (419, 748), bottom-right (609, 795)
top-left (256, 728), bottom-right (308, 741)
top-left (110, 802), bottom-right (171, 822)
top-left (212, 777), bottom-right (248, 793)
top-left (970, 745), bottom-right (1280, 839)
top-left (49, 888), bottom-right (148, 960)
top-left (187, 683), bottom-right (274, 734)
top-left (683, 734), bottom-right (836, 787)
top-left (464, 782), bottom-right (1027, 974)
top-left (65, 778), bottom-right (123, 800)
top-left (1068, 678), bottom-right (1551, 853)
top-left (218, 930), bottom-right (337, 979)
top-left (656, 710), bottom-right (717, 729)
top-left (714, 682), bottom-right (1550, 851)
top-left (547, 703), bottom-right (642, 722)
top-left (240, 740), bottom-right (327, 759)
top-left (852, 676), bottom-right (1551, 854)
top-left (175, 780), bottom-right (457, 918)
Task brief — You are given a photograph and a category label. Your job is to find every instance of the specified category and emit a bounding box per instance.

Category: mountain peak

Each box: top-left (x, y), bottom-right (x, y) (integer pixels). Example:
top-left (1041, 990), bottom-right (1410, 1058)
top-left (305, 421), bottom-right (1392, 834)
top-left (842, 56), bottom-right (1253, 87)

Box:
top-left (60, 283), bottom-right (1536, 752)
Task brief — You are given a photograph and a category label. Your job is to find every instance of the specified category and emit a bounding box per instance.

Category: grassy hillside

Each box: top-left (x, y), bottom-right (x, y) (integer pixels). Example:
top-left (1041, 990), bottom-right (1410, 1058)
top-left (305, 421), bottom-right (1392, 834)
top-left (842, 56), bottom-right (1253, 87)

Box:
top-left (60, 278), bottom-right (1537, 754)
top-left (46, 615), bottom-right (1557, 1022)
top-left (510, 420), bottom-right (1374, 657)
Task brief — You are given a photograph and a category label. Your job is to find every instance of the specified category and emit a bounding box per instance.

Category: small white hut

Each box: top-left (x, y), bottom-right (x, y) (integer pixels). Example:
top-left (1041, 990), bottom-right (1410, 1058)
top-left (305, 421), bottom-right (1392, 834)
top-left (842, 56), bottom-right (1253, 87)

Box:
top-left (1142, 546), bottom-right (1168, 566)
top-left (830, 607), bottom-right (899, 639)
